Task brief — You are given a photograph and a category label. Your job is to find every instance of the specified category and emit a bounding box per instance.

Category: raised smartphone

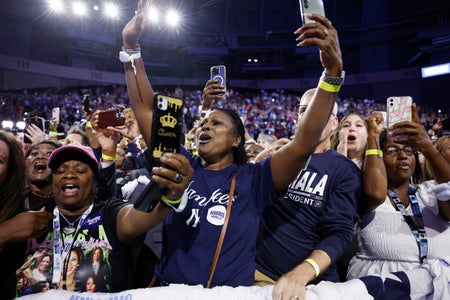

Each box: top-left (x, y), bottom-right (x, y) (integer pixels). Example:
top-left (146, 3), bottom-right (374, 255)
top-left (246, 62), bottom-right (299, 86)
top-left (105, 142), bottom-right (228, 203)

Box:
top-left (299, 0), bottom-right (325, 24)
top-left (24, 116), bottom-right (46, 144)
top-left (210, 65), bottom-right (226, 92)
top-left (52, 107), bottom-right (60, 124)
top-left (149, 93), bottom-right (184, 165)
top-left (82, 94), bottom-right (91, 113)
top-left (386, 96), bottom-right (413, 127)
top-left (97, 108), bottom-right (125, 128)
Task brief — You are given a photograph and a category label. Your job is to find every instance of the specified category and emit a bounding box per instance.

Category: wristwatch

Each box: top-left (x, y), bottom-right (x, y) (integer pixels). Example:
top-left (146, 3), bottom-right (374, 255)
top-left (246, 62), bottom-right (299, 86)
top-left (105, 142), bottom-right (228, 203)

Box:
top-left (320, 71), bottom-right (345, 85)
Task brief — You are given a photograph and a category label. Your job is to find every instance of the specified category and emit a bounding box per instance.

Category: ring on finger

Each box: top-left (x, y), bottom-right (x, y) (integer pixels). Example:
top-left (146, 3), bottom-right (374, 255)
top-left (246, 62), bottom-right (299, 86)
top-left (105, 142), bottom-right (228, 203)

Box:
top-left (174, 173), bottom-right (184, 183)
top-left (322, 28), bottom-right (329, 39)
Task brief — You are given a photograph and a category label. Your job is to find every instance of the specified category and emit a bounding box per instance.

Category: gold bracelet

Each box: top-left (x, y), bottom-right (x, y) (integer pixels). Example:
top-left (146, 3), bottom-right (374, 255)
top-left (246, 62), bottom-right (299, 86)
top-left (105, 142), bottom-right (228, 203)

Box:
top-left (102, 153), bottom-right (117, 161)
top-left (304, 258), bottom-right (320, 278)
top-left (161, 194), bottom-right (182, 205)
top-left (318, 80), bottom-right (341, 93)
top-left (365, 149), bottom-right (383, 157)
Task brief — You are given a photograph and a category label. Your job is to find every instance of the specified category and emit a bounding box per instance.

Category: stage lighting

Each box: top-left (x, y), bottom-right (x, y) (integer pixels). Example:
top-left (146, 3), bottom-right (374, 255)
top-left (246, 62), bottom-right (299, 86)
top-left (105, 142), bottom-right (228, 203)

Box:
top-left (165, 10), bottom-right (180, 27)
top-left (104, 3), bottom-right (119, 18)
top-left (48, 0), bottom-right (65, 13)
top-left (421, 63), bottom-right (450, 78)
top-left (16, 121), bottom-right (26, 131)
top-left (1, 120), bottom-right (13, 130)
top-left (147, 6), bottom-right (159, 23)
top-left (72, 1), bottom-right (87, 16)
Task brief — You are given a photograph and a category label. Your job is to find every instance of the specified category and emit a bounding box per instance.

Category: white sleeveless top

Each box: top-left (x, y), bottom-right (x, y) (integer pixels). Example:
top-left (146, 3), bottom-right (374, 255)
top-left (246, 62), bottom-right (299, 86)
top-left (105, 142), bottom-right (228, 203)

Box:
top-left (347, 180), bottom-right (450, 279)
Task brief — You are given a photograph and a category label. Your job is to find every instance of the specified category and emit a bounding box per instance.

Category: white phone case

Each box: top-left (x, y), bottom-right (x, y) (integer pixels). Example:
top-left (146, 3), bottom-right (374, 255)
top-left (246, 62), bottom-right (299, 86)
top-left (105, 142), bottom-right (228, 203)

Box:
top-left (386, 96), bottom-right (412, 127)
top-left (299, 0), bottom-right (325, 24)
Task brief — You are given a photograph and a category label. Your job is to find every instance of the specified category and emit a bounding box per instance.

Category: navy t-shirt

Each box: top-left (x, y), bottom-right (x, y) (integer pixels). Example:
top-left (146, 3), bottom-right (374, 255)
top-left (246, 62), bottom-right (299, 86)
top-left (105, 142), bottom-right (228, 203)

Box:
top-left (154, 147), bottom-right (277, 287)
top-left (256, 150), bottom-right (361, 282)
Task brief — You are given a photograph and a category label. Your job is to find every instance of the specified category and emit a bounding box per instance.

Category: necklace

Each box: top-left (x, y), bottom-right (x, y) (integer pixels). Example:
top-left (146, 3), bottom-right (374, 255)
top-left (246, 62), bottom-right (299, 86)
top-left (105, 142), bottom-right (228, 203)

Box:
top-left (59, 213), bottom-right (82, 235)
top-left (29, 189), bottom-right (52, 199)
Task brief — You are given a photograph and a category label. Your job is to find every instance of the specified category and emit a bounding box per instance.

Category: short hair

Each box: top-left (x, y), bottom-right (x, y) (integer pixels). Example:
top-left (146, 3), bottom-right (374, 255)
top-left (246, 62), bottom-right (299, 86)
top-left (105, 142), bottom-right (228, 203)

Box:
top-left (66, 127), bottom-right (91, 146)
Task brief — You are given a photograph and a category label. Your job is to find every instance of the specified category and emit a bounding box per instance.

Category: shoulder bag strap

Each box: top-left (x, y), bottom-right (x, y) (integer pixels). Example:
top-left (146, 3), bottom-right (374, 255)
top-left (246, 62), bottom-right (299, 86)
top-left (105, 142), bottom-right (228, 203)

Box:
top-left (206, 172), bottom-right (238, 288)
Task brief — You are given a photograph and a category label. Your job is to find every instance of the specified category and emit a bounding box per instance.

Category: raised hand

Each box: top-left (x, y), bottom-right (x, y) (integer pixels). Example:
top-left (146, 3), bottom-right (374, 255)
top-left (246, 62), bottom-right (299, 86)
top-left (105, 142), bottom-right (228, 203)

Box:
top-left (122, 0), bottom-right (149, 49)
top-left (295, 14), bottom-right (342, 76)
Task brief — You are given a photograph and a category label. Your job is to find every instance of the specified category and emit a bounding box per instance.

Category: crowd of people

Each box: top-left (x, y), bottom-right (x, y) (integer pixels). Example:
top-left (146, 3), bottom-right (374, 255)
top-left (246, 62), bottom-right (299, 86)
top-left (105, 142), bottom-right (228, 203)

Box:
top-left (0, 1), bottom-right (449, 300)
top-left (1, 83), bottom-right (448, 144)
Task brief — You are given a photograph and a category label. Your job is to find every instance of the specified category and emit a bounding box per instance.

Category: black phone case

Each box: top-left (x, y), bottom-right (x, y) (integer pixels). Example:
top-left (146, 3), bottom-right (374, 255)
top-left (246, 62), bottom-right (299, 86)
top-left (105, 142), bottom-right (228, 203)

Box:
top-left (148, 93), bottom-right (184, 167)
top-left (82, 94), bottom-right (91, 112)
top-left (24, 117), bottom-right (45, 144)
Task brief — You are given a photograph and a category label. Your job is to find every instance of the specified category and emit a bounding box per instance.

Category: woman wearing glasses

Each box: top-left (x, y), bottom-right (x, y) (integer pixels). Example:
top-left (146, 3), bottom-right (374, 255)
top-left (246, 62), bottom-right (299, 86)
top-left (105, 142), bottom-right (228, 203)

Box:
top-left (347, 105), bottom-right (450, 298)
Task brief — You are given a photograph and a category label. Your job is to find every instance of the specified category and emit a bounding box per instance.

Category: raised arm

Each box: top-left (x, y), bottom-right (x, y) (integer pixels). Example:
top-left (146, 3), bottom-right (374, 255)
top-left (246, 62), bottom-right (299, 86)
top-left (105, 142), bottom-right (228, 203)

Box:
top-left (360, 112), bottom-right (387, 214)
top-left (121, 0), bottom-right (154, 147)
top-left (270, 14), bottom-right (343, 192)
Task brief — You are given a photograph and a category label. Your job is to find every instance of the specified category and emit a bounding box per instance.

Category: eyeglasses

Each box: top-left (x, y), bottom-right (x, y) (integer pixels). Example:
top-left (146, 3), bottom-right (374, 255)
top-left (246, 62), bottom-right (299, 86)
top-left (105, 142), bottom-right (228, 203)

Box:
top-left (383, 146), bottom-right (415, 156)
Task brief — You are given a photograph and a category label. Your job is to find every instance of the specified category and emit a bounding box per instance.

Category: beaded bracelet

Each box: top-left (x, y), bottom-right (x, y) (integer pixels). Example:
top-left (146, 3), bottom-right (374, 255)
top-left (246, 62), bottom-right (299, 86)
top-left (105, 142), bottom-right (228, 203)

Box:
top-left (318, 80), bottom-right (341, 93)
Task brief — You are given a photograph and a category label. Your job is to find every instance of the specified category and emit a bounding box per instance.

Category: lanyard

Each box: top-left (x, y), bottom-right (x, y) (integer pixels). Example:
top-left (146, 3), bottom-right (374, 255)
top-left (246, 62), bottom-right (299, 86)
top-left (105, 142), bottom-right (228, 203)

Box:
top-left (52, 204), bottom-right (93, 285)
top-left (387, 186), bottom-right (427, 264)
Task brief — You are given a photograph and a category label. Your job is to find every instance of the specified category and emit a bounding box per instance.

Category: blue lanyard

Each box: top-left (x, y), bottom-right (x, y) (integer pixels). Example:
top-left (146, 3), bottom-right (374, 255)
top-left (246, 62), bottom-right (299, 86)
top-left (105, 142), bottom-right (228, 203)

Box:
top-left (52, 204), bottom-right (93, 286)
top-left (387, 186), bottom-right (427, 264)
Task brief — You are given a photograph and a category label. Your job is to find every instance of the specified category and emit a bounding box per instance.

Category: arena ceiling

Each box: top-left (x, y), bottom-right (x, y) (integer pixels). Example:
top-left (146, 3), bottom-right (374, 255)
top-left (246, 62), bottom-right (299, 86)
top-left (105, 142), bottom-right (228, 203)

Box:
top-left (1, 0), bottom-right (450, 80)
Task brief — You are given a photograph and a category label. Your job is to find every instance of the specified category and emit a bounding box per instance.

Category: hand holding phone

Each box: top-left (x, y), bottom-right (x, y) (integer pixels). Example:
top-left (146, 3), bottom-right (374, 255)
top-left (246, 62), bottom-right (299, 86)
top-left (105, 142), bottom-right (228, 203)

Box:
top-left (299, 0), bottom-right (325, 25)
top-left (149, 93), bottom-right (183, 166)
top-left (52, 107), bottom-right (60, 125)
top-left (24, 117), bottom-right (46, 144)
top-left (386, 96), bottom-right (412, 128)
